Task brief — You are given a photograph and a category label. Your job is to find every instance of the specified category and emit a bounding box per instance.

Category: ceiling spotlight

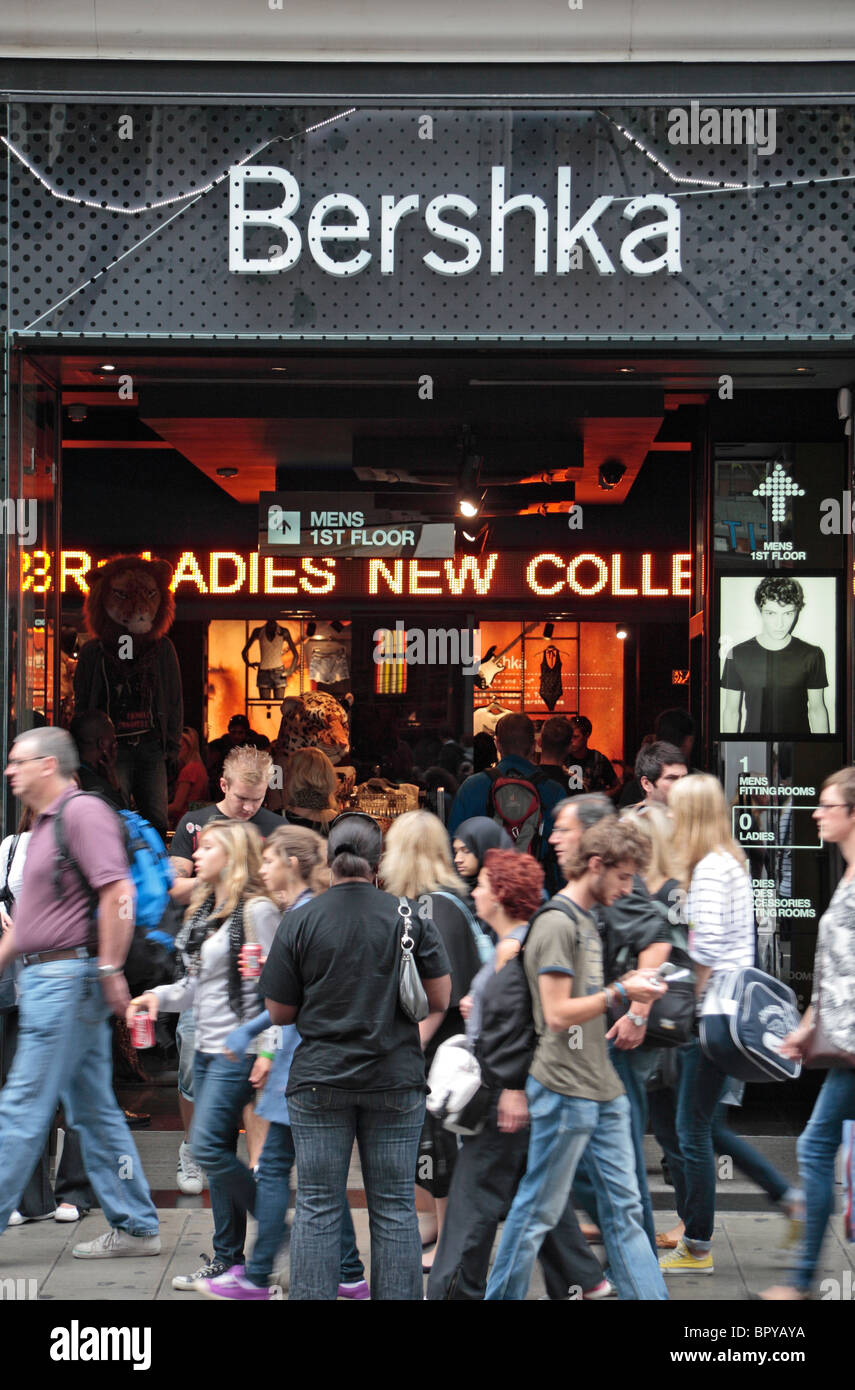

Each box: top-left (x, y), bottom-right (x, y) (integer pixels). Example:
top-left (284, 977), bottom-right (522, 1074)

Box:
top-left (459, 497), bottom-right (481, 518)
top-left (618, 366), bottom-right (636, 374)
top-left (99, 363), bottom-right (116, 372)
top-left (216, 466), bottom-right (238, 478)
top-left (616, 624), bottom-right (629, 640)
top-left (598, 458), bottom-right (627, 491)
top-left (457, 427), bottom-right (484, 518)
top-left (66, 403), bottom-right (87, 423)
top-left (543, 622), bottom-right (555, 639)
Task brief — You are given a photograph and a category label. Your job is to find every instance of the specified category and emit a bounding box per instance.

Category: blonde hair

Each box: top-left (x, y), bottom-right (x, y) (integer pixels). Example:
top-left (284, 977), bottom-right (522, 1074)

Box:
top-left (222, 745), bottom-right (272, 789)
top-left (264, 824), bottom-right (327, 889)
top-left (181, 727), bottom-right (202, 764)
top-left (380, 810), bottom-right (469, 899)
top-left (668, 773), bottom-right (746, 888)
top-left (620, 803), bottom-right (674, 893)
top-left (186, 819), bottom-right (271, 921)
top-left (283, 747), bottom-right (339, 813)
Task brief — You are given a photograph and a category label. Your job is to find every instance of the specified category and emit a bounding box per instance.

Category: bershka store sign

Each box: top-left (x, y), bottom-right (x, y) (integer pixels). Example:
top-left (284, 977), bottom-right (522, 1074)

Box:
top-left (8, 104), bottom-right (852, 341)
top-left (230, 165), bottom-right (682, 279)
top-left (38, 547), bottom-right (691, 603)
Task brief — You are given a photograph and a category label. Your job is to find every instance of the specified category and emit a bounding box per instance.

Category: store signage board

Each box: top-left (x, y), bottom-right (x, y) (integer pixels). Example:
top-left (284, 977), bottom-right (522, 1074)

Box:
top-left (42, 547), bottom-right (691, 602)
top-left (8, 105), bottom-right (854, 342)
top-left (258, 493), bottom-right (455, 558)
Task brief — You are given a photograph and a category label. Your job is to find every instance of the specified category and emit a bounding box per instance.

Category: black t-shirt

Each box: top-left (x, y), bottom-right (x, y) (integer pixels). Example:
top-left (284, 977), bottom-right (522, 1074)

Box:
top-left (722, 636), bottom-right (828, 735)
top-left (260, 881), bottom-right (450, 1093)
top-left (170, 803), bottom-right (282, 861)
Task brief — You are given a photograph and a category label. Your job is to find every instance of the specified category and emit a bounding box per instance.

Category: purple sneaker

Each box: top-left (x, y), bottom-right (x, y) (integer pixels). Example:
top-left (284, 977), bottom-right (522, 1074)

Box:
top-left (196, 1265), bottom-right (282, 1301)
top-left (337, 1279), bottom-right (370, 1300)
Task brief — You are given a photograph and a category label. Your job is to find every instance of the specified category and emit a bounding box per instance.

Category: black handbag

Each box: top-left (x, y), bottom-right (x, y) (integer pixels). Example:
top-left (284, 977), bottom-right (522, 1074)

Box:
top-left (613, 925), bottom-right (696, 1049)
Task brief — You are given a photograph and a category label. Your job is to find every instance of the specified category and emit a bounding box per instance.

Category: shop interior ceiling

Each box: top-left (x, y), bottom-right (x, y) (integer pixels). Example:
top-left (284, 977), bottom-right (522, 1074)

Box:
top-left (52, 350), bottom-right (850, 515)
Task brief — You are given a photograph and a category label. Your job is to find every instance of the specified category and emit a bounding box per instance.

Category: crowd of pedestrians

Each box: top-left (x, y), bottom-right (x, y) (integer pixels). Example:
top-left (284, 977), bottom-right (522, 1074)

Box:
top-left (0, 711), bottom-right (853, 1302)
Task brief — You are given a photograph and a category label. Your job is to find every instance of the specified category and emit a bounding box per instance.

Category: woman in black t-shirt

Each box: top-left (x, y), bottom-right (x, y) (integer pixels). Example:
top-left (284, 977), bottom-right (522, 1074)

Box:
top-left (260, 813), bottom-right (450, 1301)
top-left (381, 810), bottom-right (493, 1268)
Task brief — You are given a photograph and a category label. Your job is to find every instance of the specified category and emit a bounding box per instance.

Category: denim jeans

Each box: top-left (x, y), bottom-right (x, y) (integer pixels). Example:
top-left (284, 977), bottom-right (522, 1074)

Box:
top-left (115, 735), bottom-right (168, 841)
top-left (790, 1067), bottom-right (855, 1293)
top-left (246, 1120), bottom-right (365, 1287)
top-left (572, 1044), bottom-right (659, 1250)
top-left (484, 1077), bottom-right (668, 1301)
top-left (176, 1010), bottom-right (195, 1103)
top-left (674, 1040), bottom-right (728, 1245)
top-left (287, 1084), bottom-right (426, 1301)
top-left (191, 1050), bottom-right (256, 1266)
top-left (0, 959), bottom-right (158, 1236)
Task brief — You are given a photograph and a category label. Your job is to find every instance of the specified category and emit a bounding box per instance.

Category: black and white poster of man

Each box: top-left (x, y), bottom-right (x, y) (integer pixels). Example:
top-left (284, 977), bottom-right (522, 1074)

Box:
top-left (718, 574), bottom-right (838, 738)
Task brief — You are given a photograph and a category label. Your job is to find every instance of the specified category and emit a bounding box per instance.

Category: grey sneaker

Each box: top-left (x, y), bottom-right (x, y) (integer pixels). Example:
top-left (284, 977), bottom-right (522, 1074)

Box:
top-left (172, 1254), bottom-right (229, 1290)
top-left (176, 1141), bottom-right (204, 1196)
top-left (73, 1228), bottom-right (161, 1259)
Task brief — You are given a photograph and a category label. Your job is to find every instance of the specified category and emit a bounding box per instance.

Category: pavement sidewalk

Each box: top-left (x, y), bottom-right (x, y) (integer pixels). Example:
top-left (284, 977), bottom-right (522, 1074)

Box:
top-left (2, 1208), bottom-right (853, 1301)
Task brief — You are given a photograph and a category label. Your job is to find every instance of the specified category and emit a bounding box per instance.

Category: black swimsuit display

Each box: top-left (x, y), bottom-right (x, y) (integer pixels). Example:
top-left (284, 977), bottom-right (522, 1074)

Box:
top-left (539, 646), bottom-right (563, 710)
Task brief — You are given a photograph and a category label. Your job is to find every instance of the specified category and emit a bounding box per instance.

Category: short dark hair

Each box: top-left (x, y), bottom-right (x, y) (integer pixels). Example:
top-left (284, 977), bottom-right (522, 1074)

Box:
top-left (70, 710), bottom-right (115, 750)
top-left (570, 715), bottom-right (592, 739)
top-left (635, 740), bottom-right (686, 786)
top-left (495, 713), bottom-right (535, 758)
top-left (540, 716), bottom-right (574, 760)
top-left (654, 708), bottom-right (695, 747)
top-left (228, 714), bottom-right (250, 730)
top-left (566, 819), bottom-right (650, 882)
top-left (755, 576), bottom-right (805, 613)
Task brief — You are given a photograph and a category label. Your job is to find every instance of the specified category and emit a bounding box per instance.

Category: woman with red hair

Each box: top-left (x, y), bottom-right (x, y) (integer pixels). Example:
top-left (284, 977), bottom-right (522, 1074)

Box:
top-left (426, 850), bottom-right (545, 1300)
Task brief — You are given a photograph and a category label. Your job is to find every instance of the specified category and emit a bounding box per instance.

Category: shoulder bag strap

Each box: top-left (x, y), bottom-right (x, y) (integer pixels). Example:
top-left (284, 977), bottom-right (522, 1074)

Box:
top-left (430, 889), bottom-right (495, 962)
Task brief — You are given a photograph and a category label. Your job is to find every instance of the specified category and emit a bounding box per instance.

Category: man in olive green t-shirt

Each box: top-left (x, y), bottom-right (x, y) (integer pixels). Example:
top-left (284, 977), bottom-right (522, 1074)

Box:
top-left (485, 817), bottom-right (669, 1302)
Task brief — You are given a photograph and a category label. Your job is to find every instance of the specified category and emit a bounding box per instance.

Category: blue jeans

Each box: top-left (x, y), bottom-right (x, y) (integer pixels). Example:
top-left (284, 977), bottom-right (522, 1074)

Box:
top-left (484, 1077), bottom-right (668, 1301)
top-left (573, 1044), bottom-right (658, 1250)
top-left (790, 1067), bottom-right (855, 1293)
top-left (0, 959), bottom-right (158, 1236)
top-left (246, 1120), bottom-right (365, 1287)
top-left (675, 1041), bottom-right (727, 1245)
top-left (287, 1084), bottom-right (426, 1301)
top-left (191, 1050), bottom-right (256, 1266)
top-left (176, 1010), bottom-right (195, 1103)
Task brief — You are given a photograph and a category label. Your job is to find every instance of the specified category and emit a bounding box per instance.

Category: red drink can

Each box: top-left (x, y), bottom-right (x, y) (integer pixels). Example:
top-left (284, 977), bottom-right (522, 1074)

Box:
top-left (130, 1012), bottom-right (155, 1049)
top-left (240, 943), bottom-right (263, 978)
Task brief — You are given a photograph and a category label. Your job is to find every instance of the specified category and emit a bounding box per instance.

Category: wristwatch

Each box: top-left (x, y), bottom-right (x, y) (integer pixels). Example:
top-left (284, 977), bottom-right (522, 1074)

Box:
top-left (626, 1011), bottom-right (647, 1027)
top-left (97, 964), bottom-right (123, 979)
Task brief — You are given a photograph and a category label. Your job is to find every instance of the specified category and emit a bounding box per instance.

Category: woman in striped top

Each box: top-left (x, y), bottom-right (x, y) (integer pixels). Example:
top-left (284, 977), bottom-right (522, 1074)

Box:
top-left (658, 774), bottom-right (755, 1278)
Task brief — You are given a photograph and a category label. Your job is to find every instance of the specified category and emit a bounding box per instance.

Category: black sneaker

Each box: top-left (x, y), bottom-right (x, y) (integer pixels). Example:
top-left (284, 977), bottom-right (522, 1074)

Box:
top-left (172, 1255), bottom-right (229, 1291)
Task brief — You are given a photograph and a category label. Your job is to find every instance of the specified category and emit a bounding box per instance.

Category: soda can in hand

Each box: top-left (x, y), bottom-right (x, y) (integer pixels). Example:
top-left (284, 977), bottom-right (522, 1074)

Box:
top-left (240, 943), bottom-right (263, 979)
top-left (130, 1012), bottom-right (155, 1049)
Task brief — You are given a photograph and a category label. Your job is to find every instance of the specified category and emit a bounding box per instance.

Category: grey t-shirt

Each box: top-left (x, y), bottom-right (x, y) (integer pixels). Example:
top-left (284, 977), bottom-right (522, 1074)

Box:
top-left (525, 896), bottom-right (623, 1103)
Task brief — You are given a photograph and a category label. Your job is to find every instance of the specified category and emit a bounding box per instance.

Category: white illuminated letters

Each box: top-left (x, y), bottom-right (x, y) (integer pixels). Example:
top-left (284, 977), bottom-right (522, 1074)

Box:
top-left (229, 165), bottom-right (682, 279)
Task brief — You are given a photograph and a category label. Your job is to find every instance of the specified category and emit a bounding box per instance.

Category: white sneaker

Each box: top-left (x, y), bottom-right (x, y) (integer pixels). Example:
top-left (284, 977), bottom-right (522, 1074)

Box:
top-left (72, 1228), bottom-right (161, 1259)
top-left (177, 1140), bottom-right (204, 1196)
top-left (7, 1210), bottom-right (26, 1226)
top-left (55, 1204), bottom-right (81, 1223)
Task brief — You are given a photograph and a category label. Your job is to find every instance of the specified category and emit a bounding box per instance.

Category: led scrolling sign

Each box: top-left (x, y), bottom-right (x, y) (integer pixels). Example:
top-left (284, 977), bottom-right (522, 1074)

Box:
top-left (24, 549), bottom-right (692, 601)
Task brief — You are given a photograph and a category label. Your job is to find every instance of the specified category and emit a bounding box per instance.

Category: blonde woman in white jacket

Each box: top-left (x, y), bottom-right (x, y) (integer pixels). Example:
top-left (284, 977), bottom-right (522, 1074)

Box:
top-left (128, 819), bottom-right (279, 1290)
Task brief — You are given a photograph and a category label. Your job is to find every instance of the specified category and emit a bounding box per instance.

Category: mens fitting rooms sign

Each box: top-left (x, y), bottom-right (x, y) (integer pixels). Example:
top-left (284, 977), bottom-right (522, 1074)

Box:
top-left (6, 105), bottom-right (853, 340)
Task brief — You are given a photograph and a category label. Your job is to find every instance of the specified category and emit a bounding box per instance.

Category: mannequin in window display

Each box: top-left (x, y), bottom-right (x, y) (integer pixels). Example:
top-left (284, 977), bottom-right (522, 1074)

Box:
top-left (241, 618), bottom-right (299, 700)
top-left (73, 555), bottom-right (182, 841)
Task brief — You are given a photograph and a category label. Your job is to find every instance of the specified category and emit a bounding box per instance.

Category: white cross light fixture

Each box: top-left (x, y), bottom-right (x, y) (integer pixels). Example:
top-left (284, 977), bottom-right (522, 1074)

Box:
top-left (752, 462), bottom-right (804, 523)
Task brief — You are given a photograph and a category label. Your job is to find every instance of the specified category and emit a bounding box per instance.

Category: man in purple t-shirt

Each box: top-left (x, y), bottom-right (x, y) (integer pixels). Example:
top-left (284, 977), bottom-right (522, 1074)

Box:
top-left (0, 726), bottom-right (160, 1256)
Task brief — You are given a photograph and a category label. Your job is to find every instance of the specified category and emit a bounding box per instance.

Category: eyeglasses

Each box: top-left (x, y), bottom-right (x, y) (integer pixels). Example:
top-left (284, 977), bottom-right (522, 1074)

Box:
top-left (817, 802), bottom-right (850, 811)
top-left (6, 755), bottom-right (48, 768)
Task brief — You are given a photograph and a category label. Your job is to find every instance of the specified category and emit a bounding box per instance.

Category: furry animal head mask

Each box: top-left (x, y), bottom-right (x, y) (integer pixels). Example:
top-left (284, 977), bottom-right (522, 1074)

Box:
top-left (83, 556), bottom-right (176, 643)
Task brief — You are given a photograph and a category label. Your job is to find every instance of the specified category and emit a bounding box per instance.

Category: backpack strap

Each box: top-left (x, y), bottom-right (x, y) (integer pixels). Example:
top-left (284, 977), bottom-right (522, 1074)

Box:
top-left (0, 833), bottom-right (21, 910)
top-left (429, 890), bottom-right (495, 966)
top-left (53, 791), bottom-right (125, 954)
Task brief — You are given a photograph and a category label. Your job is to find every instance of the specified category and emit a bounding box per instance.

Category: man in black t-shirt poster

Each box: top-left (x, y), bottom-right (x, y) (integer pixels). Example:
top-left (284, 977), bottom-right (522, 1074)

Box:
top-left (721, 575), bottom-right (830, 736)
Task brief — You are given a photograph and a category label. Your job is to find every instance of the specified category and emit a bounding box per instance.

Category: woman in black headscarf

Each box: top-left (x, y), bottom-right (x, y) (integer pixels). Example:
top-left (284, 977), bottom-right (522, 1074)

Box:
top-left (451, 817), bottom-right (514, 908)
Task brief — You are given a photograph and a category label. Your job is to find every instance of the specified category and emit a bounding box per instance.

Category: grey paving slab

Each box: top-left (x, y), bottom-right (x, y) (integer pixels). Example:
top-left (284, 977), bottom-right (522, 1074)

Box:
top-left (3, 1207), bottom-right (851, 1302)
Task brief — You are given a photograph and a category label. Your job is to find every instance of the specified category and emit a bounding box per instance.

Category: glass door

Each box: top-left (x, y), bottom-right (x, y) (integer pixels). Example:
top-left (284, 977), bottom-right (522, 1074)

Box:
top-left (3, 352), bottom-right (61, 831)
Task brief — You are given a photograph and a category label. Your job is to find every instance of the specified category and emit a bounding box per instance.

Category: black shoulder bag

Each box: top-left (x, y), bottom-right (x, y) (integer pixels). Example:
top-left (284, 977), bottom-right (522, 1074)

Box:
top-left (0, 836), bottom-right (21, 1014)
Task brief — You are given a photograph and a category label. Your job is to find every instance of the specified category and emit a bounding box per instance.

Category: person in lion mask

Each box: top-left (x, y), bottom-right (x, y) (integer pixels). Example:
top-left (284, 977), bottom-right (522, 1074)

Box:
top-left (73, 556), bottom-right (183, 839)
